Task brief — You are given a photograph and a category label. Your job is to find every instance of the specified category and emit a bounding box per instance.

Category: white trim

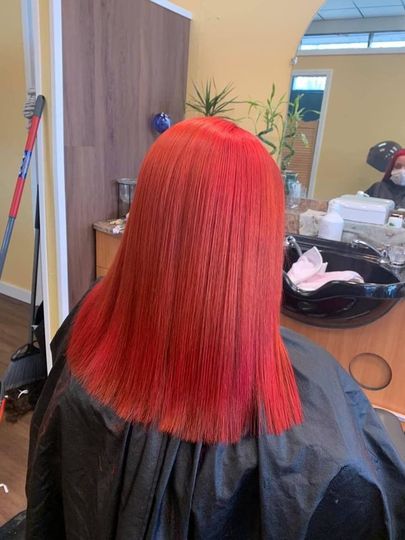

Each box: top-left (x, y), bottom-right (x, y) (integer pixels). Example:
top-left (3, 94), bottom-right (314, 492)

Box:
top-left (31, 0), bottom-right (53, 372)
top-left (149, 0), bottom-right (192, 19)
top-left (0, 281), bottom-right (31, 303)
top-left (20, 1), bottom-right (36, 96)
top-left (291, 69), bottom-right (333, 199)
top-left (299, 48), bottom-right (405, 57)
top-left (49, 0), bottom-right (69, 324)
top-left (20, 1), bottom-right (39, 226)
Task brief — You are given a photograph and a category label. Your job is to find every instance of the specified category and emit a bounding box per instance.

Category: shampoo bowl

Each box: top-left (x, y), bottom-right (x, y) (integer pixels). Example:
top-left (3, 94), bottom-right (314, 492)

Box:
top-left (283, 235), bottom-right (405, 328)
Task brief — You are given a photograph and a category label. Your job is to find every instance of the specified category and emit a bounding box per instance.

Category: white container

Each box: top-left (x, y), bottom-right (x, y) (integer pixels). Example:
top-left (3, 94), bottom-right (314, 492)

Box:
top-left (387, 215), bottom-right (403, 228)
top-left (318, 203), bottom-right (344, 241)
top-left (329, 195), bottom-right (394, 225)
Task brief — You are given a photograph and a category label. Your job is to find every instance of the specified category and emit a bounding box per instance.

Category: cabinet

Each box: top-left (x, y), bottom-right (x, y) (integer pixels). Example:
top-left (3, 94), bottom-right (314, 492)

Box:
top-left (282, 308), bottom-right (405, 421)
top-left (95, 231), bottom-right (122, 277)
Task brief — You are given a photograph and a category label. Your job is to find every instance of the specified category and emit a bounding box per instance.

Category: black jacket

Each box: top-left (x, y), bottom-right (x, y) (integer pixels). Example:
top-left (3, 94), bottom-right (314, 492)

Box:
top-left (26, 316), bottom-right (405, 539)
top-left (366, 179), bottom-right (405, 208)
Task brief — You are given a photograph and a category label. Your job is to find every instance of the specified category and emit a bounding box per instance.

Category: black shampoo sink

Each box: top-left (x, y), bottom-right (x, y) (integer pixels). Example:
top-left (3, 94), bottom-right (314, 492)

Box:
top-left (283, 235), bottom-right (405, 328)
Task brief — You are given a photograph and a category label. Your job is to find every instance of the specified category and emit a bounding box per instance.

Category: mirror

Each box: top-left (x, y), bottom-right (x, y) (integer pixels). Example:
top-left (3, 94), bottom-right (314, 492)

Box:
top-left (289, 1), bottom-right (405, 201)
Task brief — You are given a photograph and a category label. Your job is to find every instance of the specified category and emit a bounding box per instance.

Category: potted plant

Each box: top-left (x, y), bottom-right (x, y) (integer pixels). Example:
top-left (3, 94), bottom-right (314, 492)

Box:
top-left (186, 80), bottom-right (240, 118)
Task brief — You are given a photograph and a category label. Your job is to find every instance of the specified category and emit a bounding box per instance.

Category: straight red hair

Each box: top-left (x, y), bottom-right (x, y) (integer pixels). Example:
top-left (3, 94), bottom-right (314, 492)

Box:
top-left (67, 117), bottom-right (302, 443)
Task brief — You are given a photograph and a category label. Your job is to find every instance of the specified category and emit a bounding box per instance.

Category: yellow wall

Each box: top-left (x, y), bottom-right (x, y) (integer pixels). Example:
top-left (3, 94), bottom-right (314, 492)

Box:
top-left (176, 0), bottom-right (323, 129)
top-left (0, 0), bottom-right (34, 292)
top-left (297, 54), bottom-right (405, 200)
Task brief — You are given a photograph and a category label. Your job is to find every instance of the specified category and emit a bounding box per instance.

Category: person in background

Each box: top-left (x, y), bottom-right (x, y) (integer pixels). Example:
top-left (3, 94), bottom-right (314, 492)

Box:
top-left (366, 149), bottom-right (405, 207)
top-left (26, 118), bottom-right (405, 539)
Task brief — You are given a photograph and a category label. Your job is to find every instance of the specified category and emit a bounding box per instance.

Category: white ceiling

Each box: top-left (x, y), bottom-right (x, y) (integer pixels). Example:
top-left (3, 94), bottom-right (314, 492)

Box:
top-left (315, 0), bottom-right (405, 20)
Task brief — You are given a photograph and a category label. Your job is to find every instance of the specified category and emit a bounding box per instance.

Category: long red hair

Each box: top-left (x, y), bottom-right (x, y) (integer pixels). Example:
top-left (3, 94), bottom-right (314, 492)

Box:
top-left (67, 117), bottom-right (302, 443)
top-left (383, 149), bottom-right (405, 182)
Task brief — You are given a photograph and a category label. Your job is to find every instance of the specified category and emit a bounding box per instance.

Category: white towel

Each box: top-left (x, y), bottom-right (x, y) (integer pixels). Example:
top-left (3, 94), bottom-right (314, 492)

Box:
top-left (287, 247), bottom-right (364, 291)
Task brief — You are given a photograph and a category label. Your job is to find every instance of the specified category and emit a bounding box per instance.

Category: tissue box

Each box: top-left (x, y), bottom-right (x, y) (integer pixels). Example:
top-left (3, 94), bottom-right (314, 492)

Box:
top-left (329, 195), bottom-right (394, 225)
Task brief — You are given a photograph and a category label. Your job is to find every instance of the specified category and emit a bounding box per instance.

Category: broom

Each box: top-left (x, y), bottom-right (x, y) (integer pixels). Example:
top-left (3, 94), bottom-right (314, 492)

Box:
top-left (0, 94), bottom-right (46, 420)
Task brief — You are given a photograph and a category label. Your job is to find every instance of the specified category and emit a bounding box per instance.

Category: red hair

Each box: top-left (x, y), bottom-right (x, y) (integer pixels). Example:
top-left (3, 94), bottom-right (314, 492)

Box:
top-left (383, 149), bottom-right (405, 182)
top-left (67, 117), bottom-right (302, 443)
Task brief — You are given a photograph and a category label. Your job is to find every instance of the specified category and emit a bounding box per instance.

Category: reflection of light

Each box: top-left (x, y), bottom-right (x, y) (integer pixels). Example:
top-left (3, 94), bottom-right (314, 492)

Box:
top-left (370, 41), bottom-right (405, 48)
top-left (292, 76), bottom-right (327, 91)
top-left (300, 43), bottom-right (368, 50)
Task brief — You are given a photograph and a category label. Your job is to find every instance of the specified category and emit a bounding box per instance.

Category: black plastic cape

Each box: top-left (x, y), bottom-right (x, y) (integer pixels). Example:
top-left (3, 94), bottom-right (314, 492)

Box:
top-left (26, 314), bottom-right (405, 540)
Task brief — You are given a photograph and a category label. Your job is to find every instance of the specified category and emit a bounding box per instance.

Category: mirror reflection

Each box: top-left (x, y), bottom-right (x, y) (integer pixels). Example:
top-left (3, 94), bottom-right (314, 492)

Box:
top-left (288, 0), bottom-right (405, 205)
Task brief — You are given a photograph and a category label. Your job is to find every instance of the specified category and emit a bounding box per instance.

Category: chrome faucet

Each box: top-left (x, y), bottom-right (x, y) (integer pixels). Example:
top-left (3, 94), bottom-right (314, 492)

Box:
top-left (350, 239), bottom-right (390, 265)
top-left (285, 235), bottom-right (303, 257)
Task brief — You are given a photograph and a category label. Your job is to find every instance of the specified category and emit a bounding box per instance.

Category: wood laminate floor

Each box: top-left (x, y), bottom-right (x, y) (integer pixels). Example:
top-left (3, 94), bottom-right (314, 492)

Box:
top-left (0, 293), bottom-right (31, 526)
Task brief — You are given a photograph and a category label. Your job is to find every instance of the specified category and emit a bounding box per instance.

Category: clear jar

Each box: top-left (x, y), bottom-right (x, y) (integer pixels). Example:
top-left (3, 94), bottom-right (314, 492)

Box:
top-left (283, 171), bottom-right (301, 209)
top-left (116, 178), bottom-right (137, 217)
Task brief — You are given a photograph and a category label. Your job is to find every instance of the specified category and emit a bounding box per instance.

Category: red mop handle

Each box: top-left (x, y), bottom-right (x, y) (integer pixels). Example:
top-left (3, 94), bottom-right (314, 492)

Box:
top-left (0, 381), bottom-right (4, 423)
top-left (9, 96), bottom-right (45, 218)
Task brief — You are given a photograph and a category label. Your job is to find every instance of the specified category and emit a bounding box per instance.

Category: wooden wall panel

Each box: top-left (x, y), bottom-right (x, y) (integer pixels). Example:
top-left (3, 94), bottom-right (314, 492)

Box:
top-left (62, 0), bottom-right (190, 307)
top-left (62, 0), bottom-right (95, 147)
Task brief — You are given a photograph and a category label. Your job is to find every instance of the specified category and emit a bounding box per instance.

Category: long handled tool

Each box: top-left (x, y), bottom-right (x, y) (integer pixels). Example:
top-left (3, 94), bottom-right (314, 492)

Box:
top-left (0, 94), bottom-right (46, 423)
top-left (2, 185), bottom-right (46, 390)
top-left (0, 95), bottom-right (45, 278)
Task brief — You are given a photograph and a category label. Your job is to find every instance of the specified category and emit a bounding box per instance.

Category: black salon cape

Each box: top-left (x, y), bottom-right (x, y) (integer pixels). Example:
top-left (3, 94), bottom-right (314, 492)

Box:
top-left (26, 315), bottom-right (405, 540)
top-left (366, 178), bottom-right (405, 208)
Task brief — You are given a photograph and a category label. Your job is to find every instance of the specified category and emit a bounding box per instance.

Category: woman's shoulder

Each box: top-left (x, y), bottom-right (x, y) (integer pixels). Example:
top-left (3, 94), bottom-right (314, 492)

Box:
top-left (280, 326), bottom-right (372, 422)
top-left (281, 326), bottom-right (345, 377)
top-left (365, 180), bottom-right (384, 196)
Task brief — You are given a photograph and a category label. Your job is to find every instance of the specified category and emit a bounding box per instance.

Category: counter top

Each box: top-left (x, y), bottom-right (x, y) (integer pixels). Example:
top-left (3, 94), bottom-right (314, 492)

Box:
top-left (93, 219), bottom-right (126, 236)
top-left (292, 206), bottom-right (405, 248)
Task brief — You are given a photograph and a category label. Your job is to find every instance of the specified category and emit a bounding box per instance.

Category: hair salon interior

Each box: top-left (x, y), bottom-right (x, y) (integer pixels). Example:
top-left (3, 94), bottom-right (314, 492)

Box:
top-left (1, 0), bottom-right (405, 537)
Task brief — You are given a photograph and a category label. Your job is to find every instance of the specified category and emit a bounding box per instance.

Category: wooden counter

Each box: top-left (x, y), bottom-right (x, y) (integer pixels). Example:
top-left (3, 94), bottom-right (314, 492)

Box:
top-left (94, 220), bottom-right (124, 277)
top-left (95, 231), bottom-right (122, 277)
top-left (282, 306), bottom-right (405, 420)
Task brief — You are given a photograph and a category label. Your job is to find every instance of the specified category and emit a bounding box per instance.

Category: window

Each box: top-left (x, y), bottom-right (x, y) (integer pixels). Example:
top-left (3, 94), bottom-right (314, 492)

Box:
top-left (300, 33), bottom-right (368, 51)
top-left (300, 31), bottom-right (405, 52)
top-left (370, 32), bottom-right (405, 49)
top-left (292, 76), bottom-right (327, 91)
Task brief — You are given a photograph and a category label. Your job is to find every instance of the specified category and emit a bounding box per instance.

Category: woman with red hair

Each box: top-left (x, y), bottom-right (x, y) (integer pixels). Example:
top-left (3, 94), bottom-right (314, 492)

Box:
top-left (26, 118), bottom-right (404, 539)
top-left (366, 149), bottom-right (405, 207)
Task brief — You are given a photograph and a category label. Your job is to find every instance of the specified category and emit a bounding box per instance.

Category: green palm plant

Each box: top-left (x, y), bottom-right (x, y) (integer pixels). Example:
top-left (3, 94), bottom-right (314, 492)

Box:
top-left (279, 93), bottom-right (310, 171)
top-left (186, 80), bottom-right (240, 118)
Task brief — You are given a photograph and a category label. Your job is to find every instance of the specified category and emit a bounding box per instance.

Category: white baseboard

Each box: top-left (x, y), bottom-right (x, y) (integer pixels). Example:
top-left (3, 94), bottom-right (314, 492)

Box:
top-left (0, 281), bottom-right (31, 303)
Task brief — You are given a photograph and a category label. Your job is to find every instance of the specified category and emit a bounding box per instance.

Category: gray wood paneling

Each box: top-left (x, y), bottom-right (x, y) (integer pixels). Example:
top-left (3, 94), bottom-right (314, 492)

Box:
top-left (62, 0), bottom-right (190, 307)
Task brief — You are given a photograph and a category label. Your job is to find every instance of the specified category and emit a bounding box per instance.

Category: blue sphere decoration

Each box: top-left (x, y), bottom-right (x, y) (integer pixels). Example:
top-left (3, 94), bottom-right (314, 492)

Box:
top-left (152, 112), bottom-right (172, 134)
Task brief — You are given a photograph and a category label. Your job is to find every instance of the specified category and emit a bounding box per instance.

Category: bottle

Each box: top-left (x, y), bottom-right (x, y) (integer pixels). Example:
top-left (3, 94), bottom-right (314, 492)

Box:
top-left (318, 201), bottom-right (344, 241)
top-left (285, 175), bottom-right (301, 209)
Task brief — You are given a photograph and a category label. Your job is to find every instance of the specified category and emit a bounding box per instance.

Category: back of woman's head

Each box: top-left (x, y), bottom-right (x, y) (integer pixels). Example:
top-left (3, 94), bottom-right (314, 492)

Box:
top-left (67, 117), bottom-right (302, 443)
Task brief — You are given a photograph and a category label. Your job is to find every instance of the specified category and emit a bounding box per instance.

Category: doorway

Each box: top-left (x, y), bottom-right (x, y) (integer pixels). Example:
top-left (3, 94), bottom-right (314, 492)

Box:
top-left (288, 70), bottom-right (332, 198)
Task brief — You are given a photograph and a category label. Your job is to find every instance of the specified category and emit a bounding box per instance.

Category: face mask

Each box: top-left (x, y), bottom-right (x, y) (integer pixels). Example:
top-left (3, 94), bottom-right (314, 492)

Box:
top-left (390, 169), bottom-right (405, 186)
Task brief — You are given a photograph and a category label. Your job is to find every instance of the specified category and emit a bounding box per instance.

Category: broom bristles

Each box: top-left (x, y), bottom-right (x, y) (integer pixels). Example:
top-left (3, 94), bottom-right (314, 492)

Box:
top-left (3, 345), bottom-right (47, 391)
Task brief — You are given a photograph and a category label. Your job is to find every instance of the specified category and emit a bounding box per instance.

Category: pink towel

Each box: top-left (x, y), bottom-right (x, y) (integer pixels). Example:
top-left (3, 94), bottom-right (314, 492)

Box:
top-left (287, 247), bottom-right (364, 291)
